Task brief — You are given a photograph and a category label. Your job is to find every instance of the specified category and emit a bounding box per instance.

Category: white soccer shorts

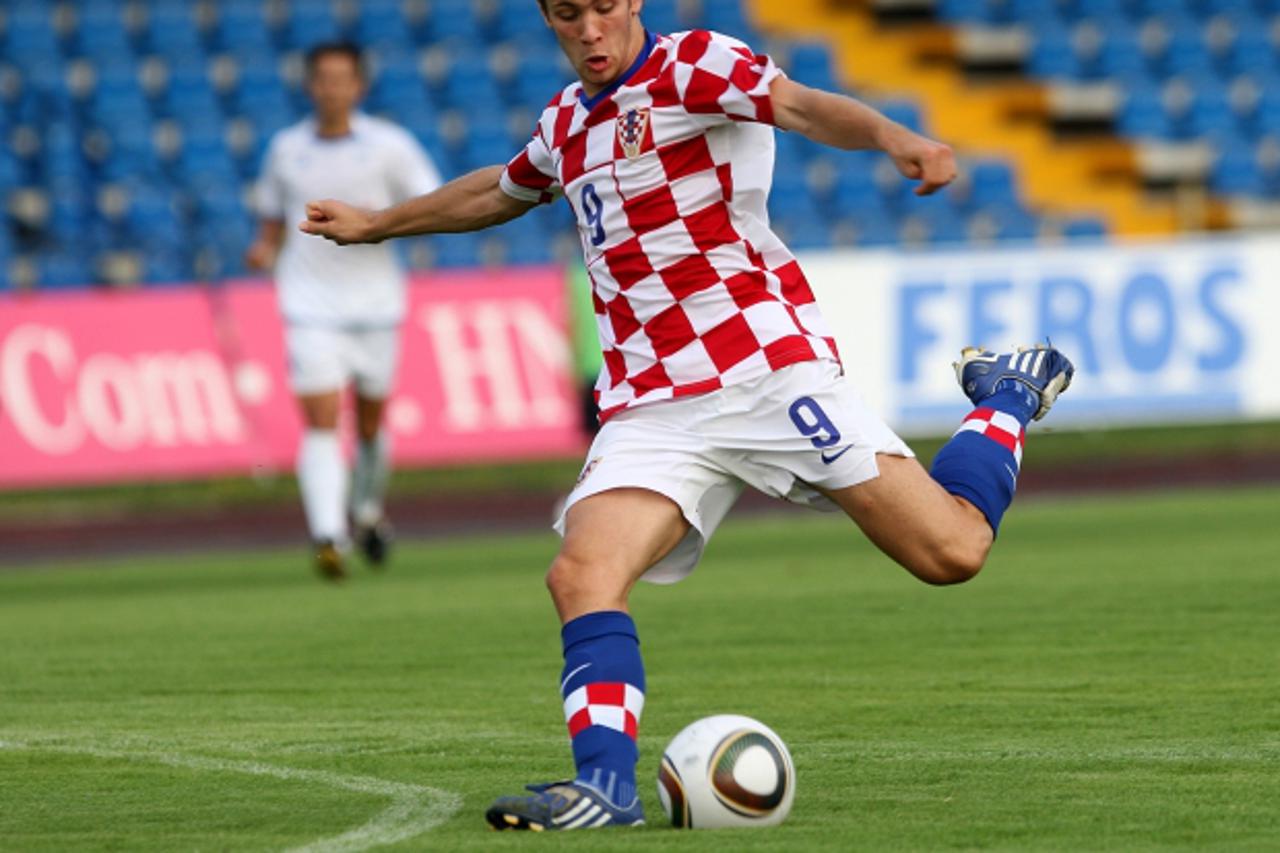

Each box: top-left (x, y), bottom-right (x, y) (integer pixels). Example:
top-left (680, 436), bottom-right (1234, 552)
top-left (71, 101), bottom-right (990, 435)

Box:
top-left (553, 360), bottom-right (915, 584)
top-left (284, 324), bottom-right (401, 399)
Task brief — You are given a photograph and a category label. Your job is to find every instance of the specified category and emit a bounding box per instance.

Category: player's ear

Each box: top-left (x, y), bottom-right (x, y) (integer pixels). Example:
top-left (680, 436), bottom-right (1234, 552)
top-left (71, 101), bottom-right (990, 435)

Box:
top-left (630, 0), bottom-right (645, 20)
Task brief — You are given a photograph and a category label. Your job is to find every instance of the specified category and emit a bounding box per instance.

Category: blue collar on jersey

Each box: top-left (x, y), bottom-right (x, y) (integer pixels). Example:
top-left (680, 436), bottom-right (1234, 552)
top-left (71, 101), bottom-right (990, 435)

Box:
top-left (578, 30), bottom-right (657, 111)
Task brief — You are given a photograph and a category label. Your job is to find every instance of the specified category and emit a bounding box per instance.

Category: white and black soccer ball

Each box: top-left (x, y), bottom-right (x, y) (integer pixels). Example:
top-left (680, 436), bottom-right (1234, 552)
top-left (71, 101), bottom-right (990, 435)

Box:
top-left (656, 714), bottom-right (796, 829)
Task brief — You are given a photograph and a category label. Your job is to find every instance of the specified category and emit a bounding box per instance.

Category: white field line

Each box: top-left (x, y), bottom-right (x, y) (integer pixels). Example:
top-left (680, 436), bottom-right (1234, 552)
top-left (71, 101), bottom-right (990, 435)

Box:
top-left (0, 739), bottom-right (462, 853)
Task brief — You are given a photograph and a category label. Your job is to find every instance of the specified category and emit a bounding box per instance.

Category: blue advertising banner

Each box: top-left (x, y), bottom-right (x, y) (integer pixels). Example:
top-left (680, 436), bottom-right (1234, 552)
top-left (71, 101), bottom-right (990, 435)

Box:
top-left (803, 236), bottom-right (1279, 435)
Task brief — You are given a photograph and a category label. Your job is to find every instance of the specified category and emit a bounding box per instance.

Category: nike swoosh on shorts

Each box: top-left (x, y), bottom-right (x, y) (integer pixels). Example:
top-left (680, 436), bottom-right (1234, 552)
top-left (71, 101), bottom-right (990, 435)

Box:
top-left (820, 446), bottom-right (852, 465)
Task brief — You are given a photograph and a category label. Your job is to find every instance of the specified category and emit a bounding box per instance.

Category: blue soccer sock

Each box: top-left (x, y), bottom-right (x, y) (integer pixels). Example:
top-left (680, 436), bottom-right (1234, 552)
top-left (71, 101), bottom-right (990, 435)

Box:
top-left (560, 610), bottom-right (645, 808)
top-left (930, 382), bottom-right (1038, 534)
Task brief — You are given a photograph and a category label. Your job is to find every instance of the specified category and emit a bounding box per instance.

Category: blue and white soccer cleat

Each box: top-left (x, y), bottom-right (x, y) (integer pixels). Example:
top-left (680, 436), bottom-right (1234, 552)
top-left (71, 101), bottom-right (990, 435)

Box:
top-left (485, 780), bottom-right (645, 831)
top-left (955, 344), bottom-right (1075, 421)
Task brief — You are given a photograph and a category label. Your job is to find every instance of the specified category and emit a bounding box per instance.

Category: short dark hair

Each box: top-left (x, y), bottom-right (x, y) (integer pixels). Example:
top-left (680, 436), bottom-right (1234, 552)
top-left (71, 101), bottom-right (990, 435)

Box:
top-left (305, 42), bottom-right (365, 78)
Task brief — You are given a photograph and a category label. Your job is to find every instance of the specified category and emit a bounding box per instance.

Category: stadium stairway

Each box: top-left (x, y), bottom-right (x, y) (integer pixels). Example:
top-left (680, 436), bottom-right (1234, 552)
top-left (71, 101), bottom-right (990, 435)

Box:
top-left (749, 0), bottom-right (1198, 237)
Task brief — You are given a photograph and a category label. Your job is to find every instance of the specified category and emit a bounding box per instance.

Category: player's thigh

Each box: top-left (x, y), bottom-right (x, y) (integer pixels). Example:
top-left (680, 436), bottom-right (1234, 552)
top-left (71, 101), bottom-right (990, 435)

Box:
top-left (354, 393), bottom-right (387, 442)
top-left (823, 453), bottom-right (993, 585)
top-left (297, 390), bottom-right (341, 429)
top-left (550, 488), bottom-right (691, 622)
top-left (349, 327), bottom-right (401, 402)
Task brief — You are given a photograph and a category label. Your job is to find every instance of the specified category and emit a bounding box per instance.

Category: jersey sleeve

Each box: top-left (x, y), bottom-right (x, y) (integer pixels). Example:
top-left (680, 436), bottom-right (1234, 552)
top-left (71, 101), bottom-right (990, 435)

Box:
top-left (253, 136), bottom-right (286, 220)
top-left (674, 30), bottom-right (784, 126)
top-left (389, 130), bottom-right (444, 200)
top-left (499, 128), bottom-right (561, 205)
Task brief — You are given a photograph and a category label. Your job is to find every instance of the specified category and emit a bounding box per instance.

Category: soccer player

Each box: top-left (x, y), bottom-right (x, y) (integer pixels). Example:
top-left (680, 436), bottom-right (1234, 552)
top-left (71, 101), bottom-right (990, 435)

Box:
top-left (246, 42), bottom-right (443, 580)
top-left (299, 0), bottom-right (1074, 829)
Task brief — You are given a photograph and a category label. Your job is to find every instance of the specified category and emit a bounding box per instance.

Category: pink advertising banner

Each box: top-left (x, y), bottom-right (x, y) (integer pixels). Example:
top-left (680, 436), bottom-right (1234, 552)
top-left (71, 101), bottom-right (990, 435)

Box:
top-left (0, 270), bottom-right (586, 489)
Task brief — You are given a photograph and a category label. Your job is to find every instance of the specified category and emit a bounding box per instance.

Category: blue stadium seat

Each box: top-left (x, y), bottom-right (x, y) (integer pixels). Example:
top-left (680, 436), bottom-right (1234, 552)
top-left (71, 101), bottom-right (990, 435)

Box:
top-left (641, 1), bottom-right (687, 37)
top-left (1208, 138), bottom-right (1262, 193)
top-left (1027, 29), bottom-right (1082, 79)
top-left (1060, 216), bottom-right (1108, 240)
top-left (37, 251), bottom-right (94, 289)
top-left (842, 213), bottom-right (899, 247)
top-left (1115, 84), bottom-right (1173, 138)
top-left (428, 0), bottom-right (485, 46)
top-left (981, 205), bottom-right (1040, 243)
top-left (492, 0), bottom-right (557, 44)
top-left (935, 0), bottom-right (1004, 23)
top-left (1226, 29), bottom-right (1278, 77)
top-left (1009, 0), bottom-right (1063, 22)
top-left (966, 160), bottom-right (1022, 208)
top-left (216, 1), bottom-right (276, 53)
top-left (786, 43), bottom-right (842, 92)
top-left (356, 3), bottom-right (414, 49)
top-left (434, 231), bottom-right (483, 268)
top-left (831, 161), bottom-right (887, 214)
top-left (701, 0), bottom-right (761, 40)
top-left (1186, 83), bottom-right (1239, 138)
top-left (147, 3), bottom-right (206, 58)
top-left (442, 55), bottom-right (504, 107)
top-left (1097, 33), bottom-right (1151, 81)
top-left (284, 4), bottom-right (343, 51)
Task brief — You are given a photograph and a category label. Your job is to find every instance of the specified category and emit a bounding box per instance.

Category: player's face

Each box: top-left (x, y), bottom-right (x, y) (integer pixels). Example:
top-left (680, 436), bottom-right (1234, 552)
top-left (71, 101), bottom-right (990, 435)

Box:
top-left (541, 0), bottom-right (646, 97)
top-left (307, 53), bottom-right (364, 125)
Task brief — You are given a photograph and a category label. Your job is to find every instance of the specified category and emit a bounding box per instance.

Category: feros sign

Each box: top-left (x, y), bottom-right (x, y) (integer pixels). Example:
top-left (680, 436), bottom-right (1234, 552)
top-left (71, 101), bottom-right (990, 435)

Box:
top-left (803, 236), bottom-right (1280, 434)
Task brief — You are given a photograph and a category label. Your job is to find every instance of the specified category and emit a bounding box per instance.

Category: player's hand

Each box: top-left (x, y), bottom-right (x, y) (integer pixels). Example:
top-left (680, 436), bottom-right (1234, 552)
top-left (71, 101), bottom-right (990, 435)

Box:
top-left (299, 199), bottom-right (381, 245)
top-left (884, 128), bottom-right (957, 196)
top-left (244, 240), bottom-right (277, 270)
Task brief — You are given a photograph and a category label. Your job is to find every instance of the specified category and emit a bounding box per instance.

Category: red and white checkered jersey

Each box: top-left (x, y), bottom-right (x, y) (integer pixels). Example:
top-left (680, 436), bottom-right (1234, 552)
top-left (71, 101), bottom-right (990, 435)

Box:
top-left (500, 29), bottom-right (840, 422)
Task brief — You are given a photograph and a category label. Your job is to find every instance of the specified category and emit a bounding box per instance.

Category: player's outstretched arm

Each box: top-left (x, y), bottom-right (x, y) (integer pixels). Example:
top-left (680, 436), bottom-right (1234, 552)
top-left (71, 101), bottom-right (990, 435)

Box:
top-left (770, 77), bottom-right (957, 196)
top-left (299, 165), bottom-right (536, 245)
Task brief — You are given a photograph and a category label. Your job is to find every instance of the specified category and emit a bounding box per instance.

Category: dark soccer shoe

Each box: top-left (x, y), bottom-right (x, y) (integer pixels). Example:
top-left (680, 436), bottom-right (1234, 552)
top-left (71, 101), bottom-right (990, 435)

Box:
top-left (955, 344), bottom-right (1075, 421)
top-left (356, 518), bottom-right (394, 569)
top-left (313, 539), bottom-right (346, 582)
top-left (485, 781), bottom-right (645, 831)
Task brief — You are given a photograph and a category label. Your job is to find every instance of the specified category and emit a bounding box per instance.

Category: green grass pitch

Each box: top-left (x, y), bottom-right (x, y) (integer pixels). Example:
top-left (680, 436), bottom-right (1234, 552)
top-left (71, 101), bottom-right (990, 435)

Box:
top-left (2, 486), bottom-right (1278, 851)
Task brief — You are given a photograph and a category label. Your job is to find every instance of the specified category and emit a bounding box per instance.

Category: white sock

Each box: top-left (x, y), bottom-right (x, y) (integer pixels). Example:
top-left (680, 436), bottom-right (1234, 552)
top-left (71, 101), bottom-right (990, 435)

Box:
top-left (350, 432), bottom-right (391, 528)
top-left (297, 429), bottom-right (348, 545)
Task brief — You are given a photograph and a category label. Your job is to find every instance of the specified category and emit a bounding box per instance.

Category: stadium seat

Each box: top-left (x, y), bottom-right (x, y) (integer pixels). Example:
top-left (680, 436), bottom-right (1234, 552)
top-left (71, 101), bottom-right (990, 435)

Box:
top-left (965, 160), bottom-right (1023, 208)
top-left (701, 0), bottom-right (760, 40)
top-left (428, 0), bottom-right (485, 46)
top-left (785, 43), bottom-right (842, 92)
top-left (434, 231), bottom-right (483, 268)
top-left (37, 251), bottom-right (94, 288)
top-left (1060, 216), bottom-right (1109, 240)
top-left (1027, 29), bottom-right (1083, 79)
top-left (1208, 138), bottom-right (1262, 193)
top-left (284, 4), bottom-right (343, 51)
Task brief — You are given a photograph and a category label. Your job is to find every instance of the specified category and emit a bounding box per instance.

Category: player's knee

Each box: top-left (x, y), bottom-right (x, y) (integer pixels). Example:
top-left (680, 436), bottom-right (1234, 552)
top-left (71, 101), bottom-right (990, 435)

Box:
top-left (545, 552), bottom-right (595, 603)
top-left (925, 538), bottom-right (987, 585)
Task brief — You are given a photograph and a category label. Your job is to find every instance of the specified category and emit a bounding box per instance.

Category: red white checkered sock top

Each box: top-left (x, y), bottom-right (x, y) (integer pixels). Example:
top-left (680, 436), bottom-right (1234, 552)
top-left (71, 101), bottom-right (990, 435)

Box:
top-left (501, 29), bottom-right (841, 424)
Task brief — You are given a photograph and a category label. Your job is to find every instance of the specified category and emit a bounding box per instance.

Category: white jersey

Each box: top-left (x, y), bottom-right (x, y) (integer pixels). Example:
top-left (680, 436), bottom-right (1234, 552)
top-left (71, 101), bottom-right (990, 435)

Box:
top-left (255, 113), bottom-right (442, 326)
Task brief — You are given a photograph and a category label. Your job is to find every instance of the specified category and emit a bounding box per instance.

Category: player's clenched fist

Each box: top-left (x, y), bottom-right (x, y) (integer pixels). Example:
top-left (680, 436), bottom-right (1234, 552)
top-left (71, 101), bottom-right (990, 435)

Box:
top-left (299, 200), bottom-right (380, 244)
top-left (881, 125), bottom-right (957, 197)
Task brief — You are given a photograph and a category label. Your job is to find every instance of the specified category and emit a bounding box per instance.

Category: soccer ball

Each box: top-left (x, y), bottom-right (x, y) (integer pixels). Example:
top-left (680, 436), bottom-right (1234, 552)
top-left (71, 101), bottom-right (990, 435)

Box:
top-left (656, 714), bottom-right (796, 829)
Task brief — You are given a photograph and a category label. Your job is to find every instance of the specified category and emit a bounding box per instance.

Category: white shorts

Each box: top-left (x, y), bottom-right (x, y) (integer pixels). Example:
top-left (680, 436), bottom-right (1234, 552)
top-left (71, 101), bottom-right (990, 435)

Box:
top-left (553, 360), bottom-right (914, 584)
top-left (284, 325), bottom-right (401, 398)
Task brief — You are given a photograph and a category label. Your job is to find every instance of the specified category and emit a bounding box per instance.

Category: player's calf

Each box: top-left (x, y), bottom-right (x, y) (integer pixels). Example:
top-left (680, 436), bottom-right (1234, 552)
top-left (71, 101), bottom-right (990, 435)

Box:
top-left (931, 344), bottom-right (1074, 535)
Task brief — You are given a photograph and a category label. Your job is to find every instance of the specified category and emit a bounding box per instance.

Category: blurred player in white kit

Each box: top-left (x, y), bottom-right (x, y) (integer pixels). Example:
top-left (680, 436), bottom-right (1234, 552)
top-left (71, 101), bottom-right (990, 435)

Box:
top-left (246, 42), bottom-right (443, 580)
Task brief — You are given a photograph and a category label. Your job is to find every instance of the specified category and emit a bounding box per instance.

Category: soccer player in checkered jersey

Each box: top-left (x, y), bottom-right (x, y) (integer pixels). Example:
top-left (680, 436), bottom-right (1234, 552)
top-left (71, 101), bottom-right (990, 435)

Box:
top-left (301, 0), bottom-right (1074, 831)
